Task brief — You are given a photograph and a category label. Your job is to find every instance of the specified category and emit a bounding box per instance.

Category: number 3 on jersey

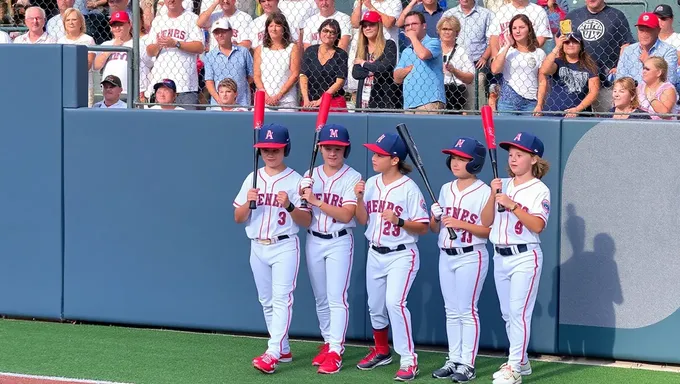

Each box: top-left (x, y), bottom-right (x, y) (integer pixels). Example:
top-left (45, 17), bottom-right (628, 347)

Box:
top-left (278, 212), bottom-right (286, 225)
top-left (382, 220), bottom-right (401, 236)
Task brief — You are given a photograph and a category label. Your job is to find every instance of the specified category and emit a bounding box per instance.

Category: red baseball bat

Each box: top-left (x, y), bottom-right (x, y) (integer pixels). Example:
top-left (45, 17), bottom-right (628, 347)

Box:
top-left (481, 105), bottom-right (505, 213)
top-left (301, 93), bottom-right (332, 208)
top-left (249, 90), bottom-right (265, 210)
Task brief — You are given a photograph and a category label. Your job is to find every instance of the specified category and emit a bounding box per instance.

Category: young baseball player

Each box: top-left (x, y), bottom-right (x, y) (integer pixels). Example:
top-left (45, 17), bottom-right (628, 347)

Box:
top-left (354, 132), bottom-right (429, 382)
top-left (233, 123), bottom-right (312, 374)
top-left (483, 132), bottom-right (551, 384)
top-left (298, 124), bottom-right (361, 375)
top-left (429, 137), bottom-right (493, 382)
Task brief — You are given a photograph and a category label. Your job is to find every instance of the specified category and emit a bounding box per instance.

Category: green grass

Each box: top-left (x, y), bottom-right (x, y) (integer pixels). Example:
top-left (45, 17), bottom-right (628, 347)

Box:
top-left (0, 319), bottom-right (677, 384)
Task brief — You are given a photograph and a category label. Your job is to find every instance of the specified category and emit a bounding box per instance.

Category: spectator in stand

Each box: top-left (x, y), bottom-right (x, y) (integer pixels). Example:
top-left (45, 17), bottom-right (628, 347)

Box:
top-left (94, 11), bottom-right (132, 100)
top-left (201, 0), bottom-right (254, 19)
top-left (13, 6), bottom-right (56, 43)
top-left (441, 0), bottom-right (492, 69)
top-left (150, 79), bottom-right (186, 110)
top-left (253, 12), bottom-right (300, 111)
top-left (204, 19), bottom-right (254, 107)
top-left (394, 10), bottom-right (445, 113)
top-left (1, 1), bottom-right (12, 24)
top-left (438, 15), bottom-right (474, 112)
top-left (46, 0), bottom-right (73, 39)
top-left (198, 0), bottom-right (253, 50)
top-left (397, 0), bottom-right (443, 38)
top-left (610, 77), bottom-right (650, 119)
top-left (139, 8), bottom-right (155, 104)
top-left (0, 29), bottom-right (10, 43)
top-left (538, 30), bottom-right (599, 117)
top-left (616, 13), bottom-right (678, 89)
top-left (536, 0), bottom-right (566, 38)
top-left (351, 10), bottom-right (399, 110)
top-left (248, 0), bottom-right (296, 49)
top-left (93, 75), bottom-right (126, 108)
top-left (146, 0), bottom-right (205, 110)
top-left (156, 0), bottom-right (192, 16)
top-left (638, 56), bottom-right (678, 119)
top-left (57, 8), bottom-right (95, 107)
top-left (279, 0), bottom-right (317, 43)
top-left (302, 0), bottom-right (351, 51)
top-left (655, 5), bottom-right (680, 54)
top-left (566, 0), bottom-right (634, 112)
top-left (301, 18), bottom-right (348, 110)
top-left (12, 3), bottom-right (26, 27)
top-left (210, 78), bottom-right (250, 111)
top-left (491, 14), bottom-right (545, 115)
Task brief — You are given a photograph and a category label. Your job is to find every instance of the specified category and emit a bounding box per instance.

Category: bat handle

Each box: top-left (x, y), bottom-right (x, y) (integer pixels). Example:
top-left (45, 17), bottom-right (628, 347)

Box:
top-left (447, 227), bottom-right (457, 240)
top-left (249, 200), bottom-right (256, 210)
top-left (300, 199), bottom-right (308, 208)
top-left (496, 189), bottom-right (506, 212)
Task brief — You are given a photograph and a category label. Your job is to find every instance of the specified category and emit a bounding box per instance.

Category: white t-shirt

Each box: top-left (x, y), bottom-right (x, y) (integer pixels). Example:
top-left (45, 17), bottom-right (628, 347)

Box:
top-left (140, 34), bottom-right (155, 99)
top-left (444, 44), bottom-right (475, 86)
top-left (303, 11), bottom-right (352, 45)
top-left (247, 13), bottom-right (300, 49)
top-left (436, 179), bottom-right (491, 249)
top-left (280, 0), bottom-right (318, 32)
top-left (98, 39), bottom-right (134, 94)
top-left (501, 46), bottom-right (545, 100)
top-left (487, 3), bottom-right (552, 47)
top-left (13, 32), bottom-right (57, 44)
top-left (661, 32), bottom-right (680, 50)
top-left (46, 14), bottom-right (65, 41)
top-left (304, 164), bottom-right (362, 234)
top-left (149, 105), bottom-right (186, 110)
top-left (204, 10), bottom-right (253, 50)
top-left (148, 11), bottom-right (204, 93)
top-left (0, 31), bottom-right (11, 44)
top-left (489, 177), bottom-right (550, 246)
top-left (363, 174), bottom-right (430, 247)
top-left (93, 100), bottom-right (127, 108)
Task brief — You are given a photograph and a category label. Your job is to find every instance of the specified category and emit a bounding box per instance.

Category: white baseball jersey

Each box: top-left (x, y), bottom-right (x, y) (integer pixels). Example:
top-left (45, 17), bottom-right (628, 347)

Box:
top-left (303, 11), bottom-right (352, 45)
top-left (148, 11), bottom-right (204, 93)
top-left (304, 164), bottom-right (361, 234)
top-left (13, 32), bottom-right (57, 44)
top-left (98, 39), bottom-right (134, 94)
top-left (490, 177), bottom-right (551, 246)
top-left (247, 13), bottom-right (300, 49)
top-left (205, 10), bottom-right (253, 50)
top-left (363, 174), bottom-right (429, 247)
top-left (280, 0), bottom-right (318, 32)
top-left (486, 3), bottom-right (552, 47)
top-left (234, 167), bottom-right (309, 239)
top-left (437, 179), bottom-right (491, 249)
top-left (46, 14), bottom-right (65, 41)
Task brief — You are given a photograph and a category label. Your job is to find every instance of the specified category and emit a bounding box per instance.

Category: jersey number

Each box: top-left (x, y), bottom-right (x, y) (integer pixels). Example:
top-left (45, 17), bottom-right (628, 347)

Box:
top-left (459, 230), bottom-right (472, 243)
top-left (513, 206), bottom-right (530, 234)
top-left (382, 221), bottom-right (401, 236)
top-left (278, 212), bottom-right (286, 225)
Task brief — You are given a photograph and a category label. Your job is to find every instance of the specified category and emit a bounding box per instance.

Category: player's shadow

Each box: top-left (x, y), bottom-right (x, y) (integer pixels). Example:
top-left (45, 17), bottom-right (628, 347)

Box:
top-left (554, 204), bottom-right (623, 359)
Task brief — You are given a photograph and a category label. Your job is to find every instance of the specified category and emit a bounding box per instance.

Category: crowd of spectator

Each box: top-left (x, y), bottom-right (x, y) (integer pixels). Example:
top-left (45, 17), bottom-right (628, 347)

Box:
top-left (1, 0), bottom-right (679, 119)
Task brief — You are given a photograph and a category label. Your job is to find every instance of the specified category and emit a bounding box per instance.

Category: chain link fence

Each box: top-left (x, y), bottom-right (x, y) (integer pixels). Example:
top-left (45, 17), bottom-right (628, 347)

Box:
top-left (2, 0), bottom-right (680, 118)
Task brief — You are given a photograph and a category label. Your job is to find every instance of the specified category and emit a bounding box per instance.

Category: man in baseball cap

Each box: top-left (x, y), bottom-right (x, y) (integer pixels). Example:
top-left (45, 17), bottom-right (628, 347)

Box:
top-left (616, 11), bottom-right (678, 88)
top-left (654, 4), bottom-right (680, 53)
top-left (149, 79), bottom-right (186, 110)
top-left (93, 75), bottom-right (126, 109)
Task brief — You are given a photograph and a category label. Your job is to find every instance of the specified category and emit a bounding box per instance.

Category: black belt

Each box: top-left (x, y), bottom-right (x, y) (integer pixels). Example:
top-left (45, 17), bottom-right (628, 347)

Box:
top-left (442, 246), bottom-right (475, 256)
top-left (308, 229), bottom-right (348, 239)
top-left (371, 244), bottom-right (406, 254)
top-left (495, 244), bottom-right (528, 256)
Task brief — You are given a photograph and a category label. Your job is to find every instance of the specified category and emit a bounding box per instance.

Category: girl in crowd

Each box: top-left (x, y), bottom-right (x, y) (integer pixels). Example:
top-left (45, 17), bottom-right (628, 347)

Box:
top-left (638, 56), bottom-right (678, 120)
top-left (610, 77), bottom-right (651, 120)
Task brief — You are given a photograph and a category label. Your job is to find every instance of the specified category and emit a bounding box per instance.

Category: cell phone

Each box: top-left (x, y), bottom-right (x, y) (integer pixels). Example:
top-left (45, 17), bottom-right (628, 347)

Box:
top-left (560, 20), bottom-right (572, 35)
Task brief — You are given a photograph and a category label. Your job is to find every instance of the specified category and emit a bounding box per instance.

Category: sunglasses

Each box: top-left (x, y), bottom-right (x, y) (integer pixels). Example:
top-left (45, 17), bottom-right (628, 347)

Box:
top-left (321, 28), bottom-right (337, 35)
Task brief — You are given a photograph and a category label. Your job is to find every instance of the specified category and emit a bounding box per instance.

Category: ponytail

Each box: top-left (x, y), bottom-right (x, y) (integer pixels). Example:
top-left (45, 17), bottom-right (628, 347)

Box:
top-left (398, 160), bottom-right (412, 175)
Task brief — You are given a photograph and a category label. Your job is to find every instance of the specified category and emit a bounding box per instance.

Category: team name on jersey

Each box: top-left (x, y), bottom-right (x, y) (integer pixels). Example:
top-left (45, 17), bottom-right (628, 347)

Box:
top-left (157, 29), bottom-right (187, 40)
top-left (256, 193), bottom-right (285, 207)
top-left (444, 207), bottom-right (479, 225)
top-left (109, 52), bottom-right (128, 60)
top-left (366, 200), bottom-right (404, 216)
top-left (314, 193), bottom-right (344, 207)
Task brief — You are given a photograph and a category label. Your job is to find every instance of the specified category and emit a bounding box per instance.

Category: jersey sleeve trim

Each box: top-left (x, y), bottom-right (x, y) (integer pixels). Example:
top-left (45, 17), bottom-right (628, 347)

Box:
top-left (533, 213), bottom-right (548, 225)
top-left (413, 217), bottom-right (430, 223)
top-left (342, 200), bottom-right (357, 206)
top-left (233, 201), bottom-right (242, 208)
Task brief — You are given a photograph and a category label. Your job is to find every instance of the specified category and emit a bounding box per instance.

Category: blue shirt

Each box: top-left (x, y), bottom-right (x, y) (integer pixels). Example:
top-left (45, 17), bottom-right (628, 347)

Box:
top-left (545, 59), bottom-right (597, 111)
top-left (442, 5), bottom-right (492, 62)
top-left (396, 35), bottom-right (445, 108)
top-left (616, 39), bottom-right (678, 87)
top-left (412, 3), bottom-right (445, 38)
top-left (204, 46), bottom-right (254, 106)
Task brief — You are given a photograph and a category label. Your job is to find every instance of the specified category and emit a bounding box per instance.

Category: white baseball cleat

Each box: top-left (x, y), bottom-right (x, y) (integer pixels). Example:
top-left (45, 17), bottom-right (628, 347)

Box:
top-left (492, 364), bottom-right (521, 384)
top-left (492, 361), bottom-right (532, 379)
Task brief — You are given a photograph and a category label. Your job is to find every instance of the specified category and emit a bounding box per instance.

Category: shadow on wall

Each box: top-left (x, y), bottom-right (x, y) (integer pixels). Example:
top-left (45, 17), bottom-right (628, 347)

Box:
top-left (558, 204), bottom-right (623, 358)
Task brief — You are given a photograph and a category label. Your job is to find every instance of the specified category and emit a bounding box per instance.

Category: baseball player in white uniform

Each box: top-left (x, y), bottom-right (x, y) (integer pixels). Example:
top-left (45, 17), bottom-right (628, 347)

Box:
top-left (298, 124), bottom-right (361, 374)
top-left (483, 132), bottom-right (551, 384)
top-left (430, 137), bottom-right (493, 383)
top-left (234, 123), bottom-right (312, 374)
top-left (354, 132), bottom-right (429, 382)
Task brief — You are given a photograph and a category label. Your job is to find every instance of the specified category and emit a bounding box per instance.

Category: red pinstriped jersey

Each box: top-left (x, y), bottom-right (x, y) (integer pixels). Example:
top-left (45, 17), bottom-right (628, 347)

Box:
top-left (489, 178), bottom-right (551, 246)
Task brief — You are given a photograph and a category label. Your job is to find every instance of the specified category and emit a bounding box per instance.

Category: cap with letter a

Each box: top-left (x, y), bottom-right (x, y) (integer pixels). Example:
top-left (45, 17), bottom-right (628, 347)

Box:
top-left (255, 123), bottom-right (290, 149)
top-left (500, 132), bottom-right (544, 157)
top-left (364, 132), bottom-right (407, 161)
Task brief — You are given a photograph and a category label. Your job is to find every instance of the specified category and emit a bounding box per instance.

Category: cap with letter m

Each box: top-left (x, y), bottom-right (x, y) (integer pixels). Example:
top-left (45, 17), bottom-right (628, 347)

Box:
top-left (363, 132), bottom-right (407, 161)
top-left (255, 123), bottom-right (290, 149)
top-left (500, 132), bottom-right (544, 157)
top-left (318, 124), bottom-right (350, 146)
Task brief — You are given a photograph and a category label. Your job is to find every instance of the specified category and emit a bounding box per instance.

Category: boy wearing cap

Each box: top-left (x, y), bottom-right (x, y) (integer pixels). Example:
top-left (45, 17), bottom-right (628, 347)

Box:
top-left (655, 4), bottom-right (680, 60)
top-left (93, 75), bottom-right (126, 108)
top-left (616, 12), bottom-right (678, 88)
top-left (149, 79), bottom-right (186, 110)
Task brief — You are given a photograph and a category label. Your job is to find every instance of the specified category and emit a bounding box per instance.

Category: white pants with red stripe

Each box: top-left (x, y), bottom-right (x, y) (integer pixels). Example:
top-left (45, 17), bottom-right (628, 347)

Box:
top-left (439, 245), bottom-right (489, 367)
top-left (305, 232), bottom-right (354, 355)
top-left (493, 245), bottom-right (543, 372)
top-left (250, 236), bottom-right (300, 359)
top-left (366, 244), bottom-right (419, 367)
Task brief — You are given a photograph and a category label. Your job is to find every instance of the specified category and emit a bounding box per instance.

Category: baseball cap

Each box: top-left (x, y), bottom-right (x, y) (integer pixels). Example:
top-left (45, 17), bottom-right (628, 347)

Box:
top-left (564, 29), bottom-right (583, 42)
top-left (499, 132), bottom-right (544, 157)
top-left (211, 18), bottom-right (233, 33)
top-left (254, 124), bottom-right (290, 149)
top-left (635, 12), bottom-right (660, 28)
top-left (653, 4), bottom-right (673, 18)
top-left (361, 11), bottom-right (381, 24)
top-left (363, 132), bottom-right (407, 161)
top-left (101, 74), bottom-right (122, 88)
top-left (442, 137), bottom-right (481, 159)
top-left (318, 124), bottom-right (350, 147)
top-left (109, 11), bottom-right (130, 23)
top-left (154, 79), bottom-right (177, 92)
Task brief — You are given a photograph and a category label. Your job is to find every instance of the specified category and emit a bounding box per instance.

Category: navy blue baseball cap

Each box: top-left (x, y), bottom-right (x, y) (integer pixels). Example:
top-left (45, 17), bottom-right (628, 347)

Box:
top-left (565, 29), bottom-right (583, 42)
top-left (442, 136), bottom-right (480, 159)
top-left (318, 124), bottom-right (350, 147)
top-left (154, 78), bottom-right (177, 92)
top-left (254, 123), bottom-right (290, 149)
top-left (500, 132), bottom-right (544, 157)
top-left (364, 132), bottom-right (407, 161)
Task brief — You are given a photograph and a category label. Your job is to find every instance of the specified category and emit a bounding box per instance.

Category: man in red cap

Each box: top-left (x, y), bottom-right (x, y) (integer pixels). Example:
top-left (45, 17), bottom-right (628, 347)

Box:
top-left (616, 12), bottom-right (678, 87)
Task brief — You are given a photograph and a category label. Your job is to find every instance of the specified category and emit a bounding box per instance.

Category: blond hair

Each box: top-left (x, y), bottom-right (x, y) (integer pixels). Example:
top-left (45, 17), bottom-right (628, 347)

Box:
top-left (646, 56), bottom-right (668, 82)
top-left (218, 78), bottom-right (238, 93)
top-left (356, 20), bottom-right (386, 61)
top-left (507, 156), bottom-right (550, 179)
top-left (62, 8), bottom-right (86, 36)
top-left (436, 15), bottom-right (461, 35)
top-left (613, 77), bottom-right (641, 109)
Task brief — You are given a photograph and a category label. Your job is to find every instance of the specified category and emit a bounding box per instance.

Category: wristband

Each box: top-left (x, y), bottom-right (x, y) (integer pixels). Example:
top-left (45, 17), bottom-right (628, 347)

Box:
top-left (286, 202), bottom-right (295, 212)
top-left (397, 218), bottom-right (405, 227)
top-left (510, 203), bottom-right (518, 212)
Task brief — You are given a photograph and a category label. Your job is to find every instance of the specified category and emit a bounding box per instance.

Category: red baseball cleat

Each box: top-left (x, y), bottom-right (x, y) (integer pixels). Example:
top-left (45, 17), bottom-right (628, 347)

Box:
top-left (318, 351), bottom-right (342, 374)
top-left (395, 365), bottom-right (419, 381)
top-left (253, 353), bottom-right (278, 374)
top-left (312, 343), bottom-right (329, 366)
top-left (356, 346), bottom-right (392, 370)
top-left (280, 351), bottom-right (293, 363)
